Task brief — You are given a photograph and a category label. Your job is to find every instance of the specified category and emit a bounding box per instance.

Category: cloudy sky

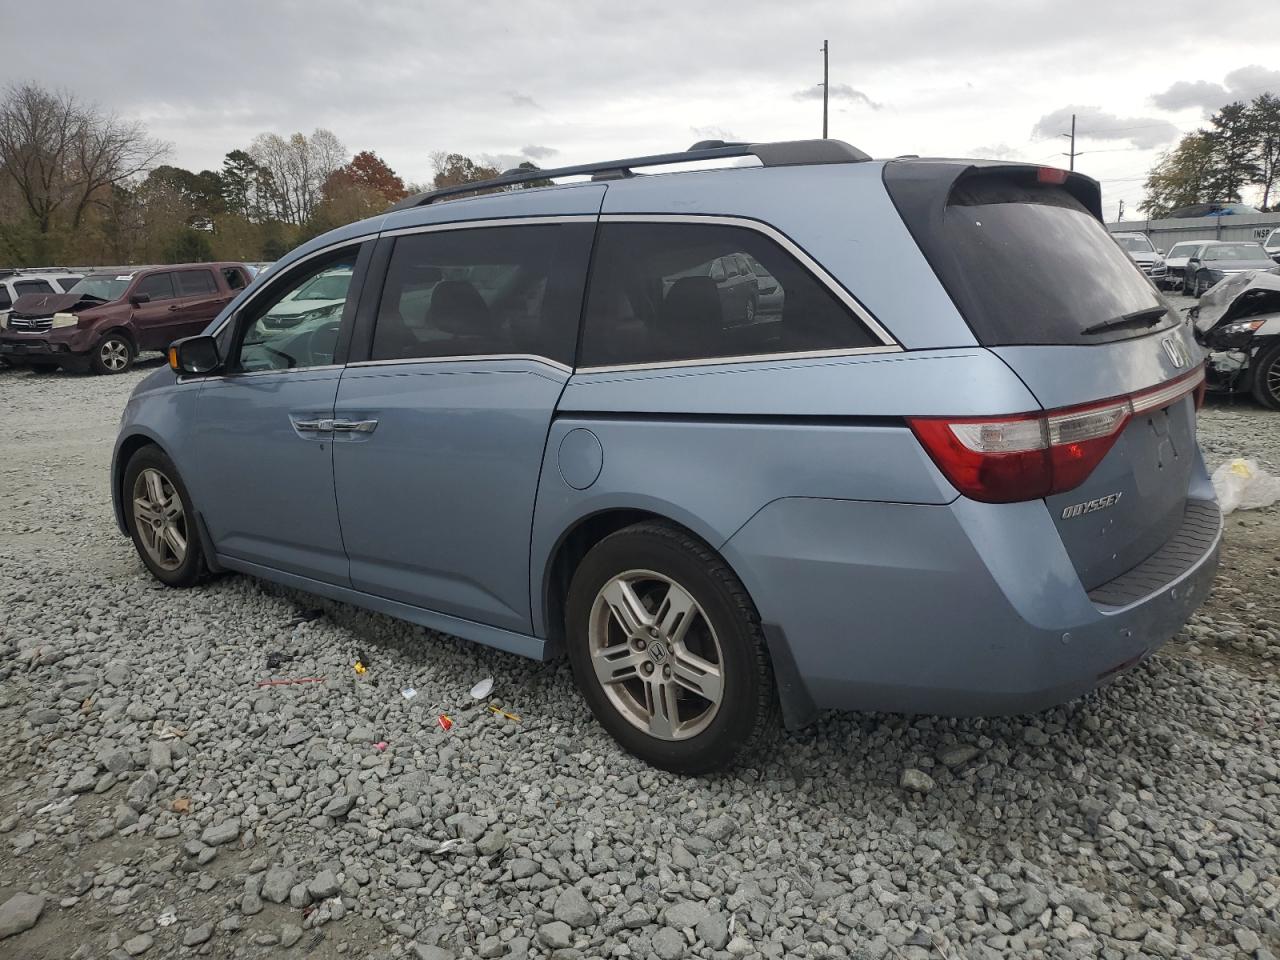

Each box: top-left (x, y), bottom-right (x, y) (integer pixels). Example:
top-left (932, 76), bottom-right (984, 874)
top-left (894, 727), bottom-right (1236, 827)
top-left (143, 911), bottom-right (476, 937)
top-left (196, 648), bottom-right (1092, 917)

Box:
top-left (4, 0), bottom-right (1279, 220)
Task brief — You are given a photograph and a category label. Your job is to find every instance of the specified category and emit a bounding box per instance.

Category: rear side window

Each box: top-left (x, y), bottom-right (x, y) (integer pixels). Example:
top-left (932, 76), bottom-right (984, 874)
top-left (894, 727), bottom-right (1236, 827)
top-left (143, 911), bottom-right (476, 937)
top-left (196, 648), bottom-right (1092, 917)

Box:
top-left (885, 165), bottom-right (1175, 346)
top-left (580, 222), bottom-right (879, 368)
top-left (135, 273), bottom-right (175, 302)
top-left (0, 287), bottom-right (10, 310)
top-left (175, 270), bottom-right (217, 296)
top-left (14, 279), bottom-right (55, 297)
top-left (371, 223), bottom-right (592, 365)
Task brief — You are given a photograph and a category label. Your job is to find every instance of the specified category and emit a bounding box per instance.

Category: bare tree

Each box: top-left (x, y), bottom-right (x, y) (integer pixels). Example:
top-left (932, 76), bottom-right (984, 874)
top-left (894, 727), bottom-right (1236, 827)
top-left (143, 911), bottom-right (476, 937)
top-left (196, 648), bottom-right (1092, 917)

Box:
top-left (0, 82), bottom-right (167, 235)
top-left (249, 128), bottom-right (347, 225)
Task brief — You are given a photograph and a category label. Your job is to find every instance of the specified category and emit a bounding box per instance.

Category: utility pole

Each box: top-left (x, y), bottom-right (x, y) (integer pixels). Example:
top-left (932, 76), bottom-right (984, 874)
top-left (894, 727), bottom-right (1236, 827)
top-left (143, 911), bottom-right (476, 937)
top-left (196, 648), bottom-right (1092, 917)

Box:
top-left (1059, 113), bottom-right (1078, 170)
top-left (821, 40), bottom-right (829, 139)
top-left (1117, 199), bottom-right (1125, 221)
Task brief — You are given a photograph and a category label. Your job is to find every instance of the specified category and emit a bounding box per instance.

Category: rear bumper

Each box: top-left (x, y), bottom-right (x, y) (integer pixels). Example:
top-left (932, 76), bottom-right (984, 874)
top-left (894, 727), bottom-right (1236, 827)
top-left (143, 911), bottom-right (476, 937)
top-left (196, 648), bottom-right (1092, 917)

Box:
top-left (722, 477), bottom-right (1221, 721)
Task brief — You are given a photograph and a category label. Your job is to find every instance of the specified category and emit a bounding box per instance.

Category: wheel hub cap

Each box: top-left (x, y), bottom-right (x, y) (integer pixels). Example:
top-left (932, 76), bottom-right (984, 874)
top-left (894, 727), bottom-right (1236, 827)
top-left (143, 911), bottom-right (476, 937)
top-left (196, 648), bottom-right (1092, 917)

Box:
top-left (131, 467), bottom-right (187, 571)
top-left (587, 569), bottom-right (724, 741)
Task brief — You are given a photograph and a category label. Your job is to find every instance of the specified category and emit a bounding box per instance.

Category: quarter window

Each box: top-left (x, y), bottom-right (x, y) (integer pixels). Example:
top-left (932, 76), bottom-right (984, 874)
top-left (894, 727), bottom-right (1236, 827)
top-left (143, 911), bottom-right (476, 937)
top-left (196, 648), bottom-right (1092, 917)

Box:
top-left (233, 253), bottom-right (357, 372)
top-left (134, 273), bottom-right (176, 302)
top-left (370, 223), bottom-right (593, 365)
top-left (175, 270), bottom-right (217, 297)
top-left (222, 266), bottom-right (248, 290)
top-left (579, 221), bottom-right (879, 367)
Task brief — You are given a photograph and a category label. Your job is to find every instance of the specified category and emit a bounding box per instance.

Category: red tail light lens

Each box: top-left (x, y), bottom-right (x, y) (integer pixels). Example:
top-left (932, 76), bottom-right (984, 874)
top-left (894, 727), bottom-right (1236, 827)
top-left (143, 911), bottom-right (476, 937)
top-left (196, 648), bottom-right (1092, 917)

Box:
top-left (909, 367), bottom-right (1204, 504)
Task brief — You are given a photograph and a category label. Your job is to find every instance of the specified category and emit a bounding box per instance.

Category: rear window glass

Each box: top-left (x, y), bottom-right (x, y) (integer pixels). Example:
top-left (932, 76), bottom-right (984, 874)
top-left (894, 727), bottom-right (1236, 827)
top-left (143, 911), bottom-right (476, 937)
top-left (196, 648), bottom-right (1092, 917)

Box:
top-left (887, 168), bottom-right (1175, 346)
top-left (14, 280), bottom-right (55, 297)
top-left (580, 222), bottom-right (878, 368)
top-left (175, 270), bottom-right (217, 296)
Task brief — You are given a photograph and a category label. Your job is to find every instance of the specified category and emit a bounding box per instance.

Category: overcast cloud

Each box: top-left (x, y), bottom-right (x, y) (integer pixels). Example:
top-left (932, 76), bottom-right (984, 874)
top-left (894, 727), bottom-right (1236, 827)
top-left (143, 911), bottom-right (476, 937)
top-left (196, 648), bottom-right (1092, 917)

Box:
top-left (2, 0), bottom-right (1277, 218)
top-left (1151, 65), bottom-right (1280, 115)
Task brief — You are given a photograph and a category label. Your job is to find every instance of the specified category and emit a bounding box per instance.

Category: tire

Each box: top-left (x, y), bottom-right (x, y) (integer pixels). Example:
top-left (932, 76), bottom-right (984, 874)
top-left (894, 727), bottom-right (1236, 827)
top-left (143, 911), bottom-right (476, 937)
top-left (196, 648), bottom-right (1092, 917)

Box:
top-left (1251, 342), bottom-right (1280, 411)
top-left (565, 521), bottom-right (779, 774)
top-left (743, 294), bottom-right (757, 325)
top-left (123, 446), bottom-right (208, 588)
top-left (92, 333), bottom-right (135, 374)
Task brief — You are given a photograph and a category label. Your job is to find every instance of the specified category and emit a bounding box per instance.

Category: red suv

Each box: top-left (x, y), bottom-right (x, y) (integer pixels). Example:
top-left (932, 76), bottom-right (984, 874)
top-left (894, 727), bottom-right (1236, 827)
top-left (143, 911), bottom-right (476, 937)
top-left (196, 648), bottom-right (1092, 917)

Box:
top-left (0, 262), bottom-right (251, 374)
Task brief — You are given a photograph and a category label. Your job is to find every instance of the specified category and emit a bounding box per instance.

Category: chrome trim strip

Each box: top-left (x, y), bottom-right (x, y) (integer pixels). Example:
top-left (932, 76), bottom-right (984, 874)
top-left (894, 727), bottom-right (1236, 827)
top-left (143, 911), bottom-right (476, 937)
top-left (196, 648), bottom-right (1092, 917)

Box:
top-left (598, 213), bottom-right (900, 348)
top-left (1130, 368), bottom-right (1204, 414)
top-left (210, 235), bottom-right (377, 337)
top-left (577, 344), bottom-right (902, 375)
top-left (346, 354), bottom-right (573, 374)
top-left (380, 215), bottom-right (598, 239)
top-left (193, 364), bottom-right (344, 383)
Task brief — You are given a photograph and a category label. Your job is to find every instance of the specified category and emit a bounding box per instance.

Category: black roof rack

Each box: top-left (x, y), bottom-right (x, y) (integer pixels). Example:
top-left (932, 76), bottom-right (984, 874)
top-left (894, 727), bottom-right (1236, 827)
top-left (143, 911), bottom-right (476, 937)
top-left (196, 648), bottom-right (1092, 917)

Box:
top-left (389, 138), bottom-right (871, 211)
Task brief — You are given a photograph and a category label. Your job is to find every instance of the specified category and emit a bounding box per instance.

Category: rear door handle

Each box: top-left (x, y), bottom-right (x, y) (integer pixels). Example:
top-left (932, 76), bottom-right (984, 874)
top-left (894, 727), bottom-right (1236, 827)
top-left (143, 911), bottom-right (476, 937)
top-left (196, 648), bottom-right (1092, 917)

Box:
top-left (331, 419), bottom-right (378, 433)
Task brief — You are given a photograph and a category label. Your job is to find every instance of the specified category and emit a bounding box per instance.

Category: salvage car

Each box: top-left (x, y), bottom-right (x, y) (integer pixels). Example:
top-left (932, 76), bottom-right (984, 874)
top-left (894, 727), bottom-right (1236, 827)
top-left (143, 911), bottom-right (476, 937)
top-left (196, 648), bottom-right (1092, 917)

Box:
top-left (1264, 227), bottom-right (1280, 264)
top-left (1195, 269), bottom-right (1280, 409)
top-left (1160, 241), bottom-right (1205, 291)
top-left (0, 263), bottom-right (250, 373)
top-left (111, 140), bottom-right (1221, 772)
top-left (1185, 241), bottom-right (1276, 298)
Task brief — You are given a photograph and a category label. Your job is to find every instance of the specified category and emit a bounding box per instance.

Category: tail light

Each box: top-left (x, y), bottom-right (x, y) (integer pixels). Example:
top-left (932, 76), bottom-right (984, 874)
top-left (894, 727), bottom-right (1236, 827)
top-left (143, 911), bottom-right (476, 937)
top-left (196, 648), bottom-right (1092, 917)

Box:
top-left (909, 367), bottom-right (1204, 503)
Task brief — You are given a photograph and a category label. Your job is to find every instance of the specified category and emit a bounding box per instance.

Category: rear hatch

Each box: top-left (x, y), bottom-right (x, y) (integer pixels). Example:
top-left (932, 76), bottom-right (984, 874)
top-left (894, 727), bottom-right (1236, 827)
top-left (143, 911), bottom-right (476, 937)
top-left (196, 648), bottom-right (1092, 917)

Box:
top-left (885, 161), bottom-right (1204, 591)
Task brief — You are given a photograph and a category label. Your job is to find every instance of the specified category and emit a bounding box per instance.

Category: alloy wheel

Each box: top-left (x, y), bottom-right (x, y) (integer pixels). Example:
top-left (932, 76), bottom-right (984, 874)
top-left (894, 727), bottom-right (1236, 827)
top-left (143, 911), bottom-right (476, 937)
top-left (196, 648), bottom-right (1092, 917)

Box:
top-left (131, 467), bottom-right (188, 571)
top-left (587, 569), bottom-right (724, 740)
top-left (100, 339), bottom-right (130, 372)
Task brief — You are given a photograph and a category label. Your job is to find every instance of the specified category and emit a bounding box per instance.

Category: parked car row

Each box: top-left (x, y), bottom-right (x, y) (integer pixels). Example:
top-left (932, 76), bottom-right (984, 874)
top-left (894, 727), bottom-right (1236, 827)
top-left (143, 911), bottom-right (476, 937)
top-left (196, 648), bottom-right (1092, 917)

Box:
top-left (1114, 233), bottom-right (1280, 296)
top-left (110, 141), bottom-right (1221, 771)
top-left (0, 262), bottom-right (252, 374)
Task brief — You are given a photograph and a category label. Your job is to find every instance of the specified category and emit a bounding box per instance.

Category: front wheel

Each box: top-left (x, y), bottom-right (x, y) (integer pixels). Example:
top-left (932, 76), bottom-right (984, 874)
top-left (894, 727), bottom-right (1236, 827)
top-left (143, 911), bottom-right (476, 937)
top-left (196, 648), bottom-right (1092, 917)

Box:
top-left (123, 446), bottom-right (207, 587)
top-left (1252, 342), bottom-right (1280, 411)
top-left (92, 334), bottom-right (134, 374)
top-left (565, 522), bottom-right (778, 773)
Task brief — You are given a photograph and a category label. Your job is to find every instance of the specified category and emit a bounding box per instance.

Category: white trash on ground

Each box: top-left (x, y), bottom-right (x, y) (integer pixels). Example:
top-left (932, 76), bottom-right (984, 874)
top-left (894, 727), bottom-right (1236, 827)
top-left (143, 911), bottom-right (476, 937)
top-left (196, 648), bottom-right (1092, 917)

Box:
top-left (1211, 458), bottom-right (1280, 514)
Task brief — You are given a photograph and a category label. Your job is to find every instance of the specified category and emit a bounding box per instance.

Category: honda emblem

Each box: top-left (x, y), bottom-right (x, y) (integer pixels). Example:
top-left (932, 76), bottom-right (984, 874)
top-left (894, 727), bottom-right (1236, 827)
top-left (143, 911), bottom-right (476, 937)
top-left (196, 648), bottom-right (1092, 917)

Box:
top-left (1162, 337), bottom-right (1190, 369)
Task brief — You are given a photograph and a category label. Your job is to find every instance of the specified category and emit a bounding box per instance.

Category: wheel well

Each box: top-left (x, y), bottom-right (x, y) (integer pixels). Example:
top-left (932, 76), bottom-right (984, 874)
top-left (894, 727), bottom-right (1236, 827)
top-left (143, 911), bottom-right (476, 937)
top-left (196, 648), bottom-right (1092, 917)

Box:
top-left (100, 326), bottom-right (136, 346)
top-left (544, 508), bottom-right (672, 645)
top-left (114, 435), bottom-right (159, 520)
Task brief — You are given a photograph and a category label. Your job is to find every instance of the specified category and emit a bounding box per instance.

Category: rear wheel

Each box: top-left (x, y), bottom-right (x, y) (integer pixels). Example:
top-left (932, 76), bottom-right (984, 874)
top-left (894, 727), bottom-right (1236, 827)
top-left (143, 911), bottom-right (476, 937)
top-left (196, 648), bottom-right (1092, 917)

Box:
top-left (565, 521), bottom-right (778, 773)
top-left (1252, 342), bottom-right (1280, 411)
top-left (123, 446), bottom-right (207, 587)
top-left (92, 333), bottom-right (134, 374)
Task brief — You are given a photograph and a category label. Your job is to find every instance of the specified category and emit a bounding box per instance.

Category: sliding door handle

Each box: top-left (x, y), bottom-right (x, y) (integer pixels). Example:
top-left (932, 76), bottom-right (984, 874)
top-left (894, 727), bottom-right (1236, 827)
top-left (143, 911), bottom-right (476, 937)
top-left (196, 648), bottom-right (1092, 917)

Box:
top-left (292, 418), bottom-right (334, 433)
top-left (331, 419), bottom-right (378, 433)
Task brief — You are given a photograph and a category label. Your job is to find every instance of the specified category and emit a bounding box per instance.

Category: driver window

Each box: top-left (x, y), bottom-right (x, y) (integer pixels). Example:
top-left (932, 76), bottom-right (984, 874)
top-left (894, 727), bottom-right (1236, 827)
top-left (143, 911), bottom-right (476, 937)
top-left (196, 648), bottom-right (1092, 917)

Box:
top-left (234, 253), bottom-right (357, 373)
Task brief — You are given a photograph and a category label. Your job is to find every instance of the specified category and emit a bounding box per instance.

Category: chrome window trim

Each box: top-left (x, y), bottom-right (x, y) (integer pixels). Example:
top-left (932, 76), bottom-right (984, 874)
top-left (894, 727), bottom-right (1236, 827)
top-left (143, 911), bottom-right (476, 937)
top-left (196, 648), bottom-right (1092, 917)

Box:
top-left (347, 354), bottom-right (573, 375)
top-left (183, 363), bottom-right (345, 384)
top-left (577, 344), bottom-right (902, 375)
top-left (209, 234), bottom-right (377, 337)
top-left (596, 213), bottom-right (900, 349)
top-left (379, 214), bottom-right (598, 239)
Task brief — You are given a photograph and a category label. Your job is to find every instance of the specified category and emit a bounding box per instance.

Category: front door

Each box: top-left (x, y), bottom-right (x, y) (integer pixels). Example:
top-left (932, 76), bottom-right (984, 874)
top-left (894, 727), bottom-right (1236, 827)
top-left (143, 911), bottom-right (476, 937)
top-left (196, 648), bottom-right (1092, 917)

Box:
top-left (191, 246), bottom-right (366, 584)
top-left (332, 221), bottom-right (594, 632)
top-left (166, 268), bottom-right (231, 343)
top-left (129, 272), bottom-right (179, 351)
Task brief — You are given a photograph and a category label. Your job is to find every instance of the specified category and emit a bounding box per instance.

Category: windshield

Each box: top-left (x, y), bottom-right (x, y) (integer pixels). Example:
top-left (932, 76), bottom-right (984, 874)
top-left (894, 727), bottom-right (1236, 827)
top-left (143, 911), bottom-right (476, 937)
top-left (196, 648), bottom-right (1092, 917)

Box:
top-left (1115, 235), bottom-right (1155, 253)
top-left (65, 276), bottom-right (130, 301)
top-left (1204, 243), bottom-right (1268, 261)
top-left (288, 272), bottom-right (351, 302)
top-left (1167, 243), bottom-right (1201, 258)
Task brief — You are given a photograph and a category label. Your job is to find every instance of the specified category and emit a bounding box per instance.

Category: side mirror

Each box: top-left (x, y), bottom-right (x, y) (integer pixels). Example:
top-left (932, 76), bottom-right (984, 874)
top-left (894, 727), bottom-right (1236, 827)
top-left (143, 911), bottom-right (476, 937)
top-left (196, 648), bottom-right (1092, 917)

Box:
top-left (130, 293), bottom-right (151, 306)
top-left (168, 335), bottom-right (221, 375)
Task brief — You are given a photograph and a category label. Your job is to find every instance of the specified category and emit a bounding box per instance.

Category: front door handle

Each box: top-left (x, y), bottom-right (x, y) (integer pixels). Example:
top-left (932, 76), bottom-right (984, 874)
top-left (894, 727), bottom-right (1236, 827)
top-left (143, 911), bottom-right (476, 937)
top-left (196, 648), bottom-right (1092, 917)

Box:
top-left (331, 419), bottom-right (378, 434)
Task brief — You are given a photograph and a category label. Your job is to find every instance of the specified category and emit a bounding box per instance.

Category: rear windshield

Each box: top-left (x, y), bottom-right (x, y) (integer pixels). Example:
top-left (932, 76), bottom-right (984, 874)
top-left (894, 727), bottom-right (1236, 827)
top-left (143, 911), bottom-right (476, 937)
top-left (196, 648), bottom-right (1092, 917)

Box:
top-left (887, 167), bottom-right (1175, 346)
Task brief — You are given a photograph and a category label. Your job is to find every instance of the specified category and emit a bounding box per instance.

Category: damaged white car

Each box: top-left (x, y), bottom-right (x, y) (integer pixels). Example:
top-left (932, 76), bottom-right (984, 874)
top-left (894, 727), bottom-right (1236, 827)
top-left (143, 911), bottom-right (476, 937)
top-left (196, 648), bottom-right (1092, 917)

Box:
top-left (1194, 269), bottom-right (1280, 410)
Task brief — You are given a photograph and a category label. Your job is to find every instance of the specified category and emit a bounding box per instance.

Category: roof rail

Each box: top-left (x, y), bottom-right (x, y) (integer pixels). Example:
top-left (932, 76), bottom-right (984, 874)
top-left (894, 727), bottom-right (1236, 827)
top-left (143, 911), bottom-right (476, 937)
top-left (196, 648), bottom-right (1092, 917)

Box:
top-left (389, 138), bottom-right (871, 210)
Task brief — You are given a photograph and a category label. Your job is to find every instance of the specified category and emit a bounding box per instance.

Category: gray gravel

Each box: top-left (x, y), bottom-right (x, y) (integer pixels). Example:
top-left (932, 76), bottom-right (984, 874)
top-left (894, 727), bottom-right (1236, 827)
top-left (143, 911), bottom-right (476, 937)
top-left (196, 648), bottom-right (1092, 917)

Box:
top-left (0, 362), bottom-right (1278, 960)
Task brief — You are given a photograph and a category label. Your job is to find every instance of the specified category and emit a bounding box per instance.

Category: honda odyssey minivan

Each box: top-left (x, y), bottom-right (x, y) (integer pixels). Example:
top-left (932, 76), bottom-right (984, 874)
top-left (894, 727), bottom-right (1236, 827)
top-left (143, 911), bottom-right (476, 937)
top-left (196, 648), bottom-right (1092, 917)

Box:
top-left (111, 139), bottom-right (1221, 772)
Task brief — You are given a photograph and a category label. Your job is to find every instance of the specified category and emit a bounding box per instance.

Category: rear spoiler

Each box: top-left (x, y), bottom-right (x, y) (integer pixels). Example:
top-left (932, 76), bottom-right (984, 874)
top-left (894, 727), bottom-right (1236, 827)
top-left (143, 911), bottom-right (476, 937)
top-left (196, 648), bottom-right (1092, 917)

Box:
top-left (883, 159), bottom-right (1104, 224)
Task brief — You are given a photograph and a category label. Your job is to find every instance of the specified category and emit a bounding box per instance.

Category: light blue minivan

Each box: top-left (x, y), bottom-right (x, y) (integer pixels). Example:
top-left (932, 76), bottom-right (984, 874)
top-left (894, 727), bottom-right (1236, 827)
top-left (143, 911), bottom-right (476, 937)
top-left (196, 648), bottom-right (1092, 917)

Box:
top-left (112, 140), bottom-right (1221, 772)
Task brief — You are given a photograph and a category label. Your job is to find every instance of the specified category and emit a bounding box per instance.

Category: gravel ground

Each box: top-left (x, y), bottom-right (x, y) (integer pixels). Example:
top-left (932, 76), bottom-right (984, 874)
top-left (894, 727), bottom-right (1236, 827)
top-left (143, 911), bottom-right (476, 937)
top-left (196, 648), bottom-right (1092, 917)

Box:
top-left (0, 350), bottom-right (1278, 960)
